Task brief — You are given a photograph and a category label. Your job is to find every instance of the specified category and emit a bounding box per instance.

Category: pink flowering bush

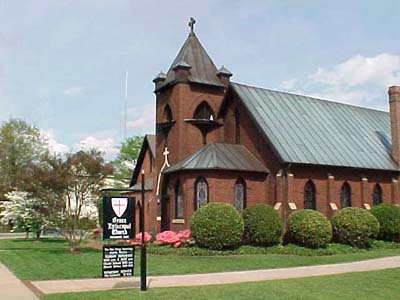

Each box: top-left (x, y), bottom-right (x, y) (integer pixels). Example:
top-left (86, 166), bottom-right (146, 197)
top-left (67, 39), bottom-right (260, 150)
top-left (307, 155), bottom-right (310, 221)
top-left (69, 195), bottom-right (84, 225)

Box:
top-left (177, 229), bottom-right (191, 240)
top-left (128, 232), bottom-right (152, 245)
top-left (156, 230), bottom-right (191, 248)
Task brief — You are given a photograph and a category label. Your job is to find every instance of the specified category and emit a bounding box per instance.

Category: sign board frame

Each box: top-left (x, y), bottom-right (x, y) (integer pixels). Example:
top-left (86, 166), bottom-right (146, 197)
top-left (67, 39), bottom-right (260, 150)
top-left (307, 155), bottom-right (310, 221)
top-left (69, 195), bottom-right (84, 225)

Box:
top-left (102, 245), bottom-right (135, 278)
top-left (103, 196), bottom-right (135, 240)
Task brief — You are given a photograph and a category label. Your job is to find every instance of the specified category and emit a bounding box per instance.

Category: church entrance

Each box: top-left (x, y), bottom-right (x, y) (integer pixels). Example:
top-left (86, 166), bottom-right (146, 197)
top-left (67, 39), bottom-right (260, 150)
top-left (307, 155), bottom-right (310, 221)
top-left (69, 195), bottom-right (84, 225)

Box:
top-left (160, 195), bottom-right (170, 231)
top-left (160, 181), bottom-right (170, 232)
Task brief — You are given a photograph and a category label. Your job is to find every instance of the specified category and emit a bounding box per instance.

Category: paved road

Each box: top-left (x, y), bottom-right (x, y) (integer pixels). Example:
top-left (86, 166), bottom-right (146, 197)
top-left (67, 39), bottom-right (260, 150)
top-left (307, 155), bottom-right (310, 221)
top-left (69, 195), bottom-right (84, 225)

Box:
top-left (0, 233), bottom-right (27, 239)
top-left (0, 263), bottom-right (39, 300)
top-left (31, 255), bottom-right (400, 294)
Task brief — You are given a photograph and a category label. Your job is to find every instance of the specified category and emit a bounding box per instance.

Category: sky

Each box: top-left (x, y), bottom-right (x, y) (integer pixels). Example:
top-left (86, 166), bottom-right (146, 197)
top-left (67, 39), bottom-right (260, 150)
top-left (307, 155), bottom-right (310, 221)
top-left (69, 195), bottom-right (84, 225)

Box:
top-left (1, 0), bottom-right (399, 160)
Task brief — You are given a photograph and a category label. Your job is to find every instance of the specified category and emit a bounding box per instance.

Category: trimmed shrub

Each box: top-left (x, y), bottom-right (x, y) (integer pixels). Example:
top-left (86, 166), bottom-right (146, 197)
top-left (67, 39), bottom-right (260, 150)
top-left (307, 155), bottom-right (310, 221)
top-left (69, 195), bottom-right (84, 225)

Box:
top-left (332, 207), bottom-right (379, 248)
top-left (286, 209), bottom-right (332, 248)
top-left (190, 202), bottom-right (244, 250)
top-left (243, 204), bottom-right (283, 246)
top-left (371, 204), bottom-right (400, 242)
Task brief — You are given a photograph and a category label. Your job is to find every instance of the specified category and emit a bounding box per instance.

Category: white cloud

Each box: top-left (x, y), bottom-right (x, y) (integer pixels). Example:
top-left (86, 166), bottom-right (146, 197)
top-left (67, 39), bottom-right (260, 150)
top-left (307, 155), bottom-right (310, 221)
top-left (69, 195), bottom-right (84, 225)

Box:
top-left (280, 53), bottom-right (400, 109)
top-left (74, 133), bottom-right (119, 157)
top-left (127, 104), bottom-right (155, 133)
top-left (41, 129), bottom-right (70, 155)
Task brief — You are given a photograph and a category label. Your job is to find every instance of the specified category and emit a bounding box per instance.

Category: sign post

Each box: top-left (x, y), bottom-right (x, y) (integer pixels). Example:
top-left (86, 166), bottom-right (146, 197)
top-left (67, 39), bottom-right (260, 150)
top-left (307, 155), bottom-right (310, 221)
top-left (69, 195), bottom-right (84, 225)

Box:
top-left (140, 170), bottom-right (147, 291)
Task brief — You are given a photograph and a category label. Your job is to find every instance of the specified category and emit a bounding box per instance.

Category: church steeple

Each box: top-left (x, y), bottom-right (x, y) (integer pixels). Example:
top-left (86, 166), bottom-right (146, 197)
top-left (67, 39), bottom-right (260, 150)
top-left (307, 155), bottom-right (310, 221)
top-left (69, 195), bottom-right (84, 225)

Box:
top-left (155, 18), bottom-right (229, 92)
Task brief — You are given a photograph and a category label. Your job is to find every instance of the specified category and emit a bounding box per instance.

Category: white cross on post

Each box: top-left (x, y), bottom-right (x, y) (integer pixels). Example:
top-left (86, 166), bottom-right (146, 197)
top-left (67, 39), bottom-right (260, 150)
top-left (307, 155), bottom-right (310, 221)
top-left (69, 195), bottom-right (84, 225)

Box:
top-left (163, 147), bottom-right (170, 167)
top-left (156, 147), bottom-right (171, 198)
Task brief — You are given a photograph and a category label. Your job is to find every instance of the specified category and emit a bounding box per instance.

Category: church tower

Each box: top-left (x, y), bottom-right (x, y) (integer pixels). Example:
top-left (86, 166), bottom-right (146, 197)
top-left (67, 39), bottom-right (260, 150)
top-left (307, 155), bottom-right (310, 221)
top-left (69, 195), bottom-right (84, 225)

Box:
top-left (153, 18), bottom-right (232, 230)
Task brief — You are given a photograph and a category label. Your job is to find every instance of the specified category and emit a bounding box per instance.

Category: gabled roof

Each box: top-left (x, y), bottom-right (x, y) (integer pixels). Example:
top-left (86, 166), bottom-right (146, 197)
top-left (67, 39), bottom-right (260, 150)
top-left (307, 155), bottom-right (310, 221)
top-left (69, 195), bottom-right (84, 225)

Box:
top-left (163, 142), bottom-right (269, 174)
top-left (225, 82), bottom-right (398, 171)
top-left (129, 134), bottom-right (156, 187)
top-left (157, 33), bottom-right (224, 91)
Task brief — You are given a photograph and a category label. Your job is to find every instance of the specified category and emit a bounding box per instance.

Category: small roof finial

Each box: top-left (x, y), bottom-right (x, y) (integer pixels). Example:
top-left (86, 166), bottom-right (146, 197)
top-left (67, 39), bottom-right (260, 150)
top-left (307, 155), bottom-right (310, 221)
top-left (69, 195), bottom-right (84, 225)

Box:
top-left (188, 17), bottom-right (196, 34)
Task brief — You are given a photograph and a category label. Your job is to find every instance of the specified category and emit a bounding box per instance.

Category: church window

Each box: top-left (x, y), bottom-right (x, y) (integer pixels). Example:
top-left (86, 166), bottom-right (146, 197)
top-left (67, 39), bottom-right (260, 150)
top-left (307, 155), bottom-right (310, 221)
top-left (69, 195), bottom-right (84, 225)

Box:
top-left (304, 180), bottom-right (316, 210)
top-left (340, 182), bottom-right (351, 208)
top-left (234, 178), bottom-right (246, 213)
top-left (234, 108), bottom-right (240, 144)
top-left (175, 180), bottom-right (184, 219)
top-left (372, 184), bottom-right (383, 206)
top-left (194, 177), bottom-right (208, 210)
top-left (194, 101), bottom-right (214, 120)
top-left (163, 104), bottom-right (173, 122)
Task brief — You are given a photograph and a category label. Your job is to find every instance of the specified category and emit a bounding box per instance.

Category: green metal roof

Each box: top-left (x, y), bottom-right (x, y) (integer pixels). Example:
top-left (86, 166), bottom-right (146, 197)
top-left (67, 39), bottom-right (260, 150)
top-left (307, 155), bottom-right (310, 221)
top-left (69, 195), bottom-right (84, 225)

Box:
top-left (157, 33), bottom-right (224, 91)
top-left (230, 82), bottom-right (398, 171)
top-left (163, 143), bottom-right (269, 174)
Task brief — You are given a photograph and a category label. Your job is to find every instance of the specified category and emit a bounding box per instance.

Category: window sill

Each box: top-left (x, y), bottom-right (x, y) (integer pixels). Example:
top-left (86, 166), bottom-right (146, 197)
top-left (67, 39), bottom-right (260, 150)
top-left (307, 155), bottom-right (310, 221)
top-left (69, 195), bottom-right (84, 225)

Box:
top-left (172, 219), bottom-right (185, 224)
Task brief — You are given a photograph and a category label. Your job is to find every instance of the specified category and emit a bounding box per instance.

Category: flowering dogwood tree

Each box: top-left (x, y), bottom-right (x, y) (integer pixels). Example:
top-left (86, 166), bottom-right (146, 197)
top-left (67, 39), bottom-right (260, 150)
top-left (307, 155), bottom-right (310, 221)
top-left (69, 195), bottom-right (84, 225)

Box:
top-left (1, 191), bottom-right (46, 239)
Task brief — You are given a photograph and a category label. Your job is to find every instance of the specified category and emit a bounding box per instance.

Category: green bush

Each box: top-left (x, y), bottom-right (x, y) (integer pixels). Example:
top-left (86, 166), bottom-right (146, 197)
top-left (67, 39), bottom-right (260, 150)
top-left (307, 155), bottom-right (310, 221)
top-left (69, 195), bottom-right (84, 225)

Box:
top-left (190, 202), bottom-right (244, 250)
top-left (332, 207), bottom-right (379, 248)
top-left (242, 204), bottom-right (282, 246)
top-left (286, 209), bottom-right (332, 248)
top-left (371, 204), bottom-right (400, 242)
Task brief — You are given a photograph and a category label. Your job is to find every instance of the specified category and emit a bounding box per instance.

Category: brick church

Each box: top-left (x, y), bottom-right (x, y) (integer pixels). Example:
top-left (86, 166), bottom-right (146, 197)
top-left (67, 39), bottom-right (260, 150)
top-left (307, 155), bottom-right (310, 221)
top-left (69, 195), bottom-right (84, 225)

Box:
top-left (129, 19), bottom-right (400, 233)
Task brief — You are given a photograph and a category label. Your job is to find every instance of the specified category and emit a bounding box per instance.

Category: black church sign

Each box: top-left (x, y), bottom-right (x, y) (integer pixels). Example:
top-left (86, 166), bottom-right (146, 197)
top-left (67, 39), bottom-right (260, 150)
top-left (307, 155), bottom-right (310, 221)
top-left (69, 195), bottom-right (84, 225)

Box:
top-left (102, 245), bottom-right (134, 278)
top-left (103, 196), bottom-right (134, 240)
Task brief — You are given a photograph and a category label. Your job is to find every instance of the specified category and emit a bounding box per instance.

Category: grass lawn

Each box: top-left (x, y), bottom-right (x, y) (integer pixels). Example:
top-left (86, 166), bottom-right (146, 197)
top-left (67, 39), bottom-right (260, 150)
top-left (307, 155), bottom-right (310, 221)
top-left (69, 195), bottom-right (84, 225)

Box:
top-left (1, 238), bottom-right (400, 281)
top-left (40, 268), bottom-right (400, 300)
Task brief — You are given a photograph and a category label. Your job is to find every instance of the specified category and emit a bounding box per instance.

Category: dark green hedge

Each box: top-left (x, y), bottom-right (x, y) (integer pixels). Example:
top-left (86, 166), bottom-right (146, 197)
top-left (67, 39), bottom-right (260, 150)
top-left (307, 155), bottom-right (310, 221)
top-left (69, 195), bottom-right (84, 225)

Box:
top-left (286, 209), bottom-right (332, 248)
top-left (332, 207), bottom-right (379, 248)
top-left (190, 202), bottom-right (244, 250)
top-left (243, 204), bottom-right (282, 246)
top-left (371, 204), bottom-right (400, 242)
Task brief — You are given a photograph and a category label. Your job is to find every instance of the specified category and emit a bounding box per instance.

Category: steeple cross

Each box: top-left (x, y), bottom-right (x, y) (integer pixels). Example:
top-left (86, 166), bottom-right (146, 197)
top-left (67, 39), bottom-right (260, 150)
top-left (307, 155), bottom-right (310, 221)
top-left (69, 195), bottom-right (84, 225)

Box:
top-left (188, 17), bottom-right (196, 34)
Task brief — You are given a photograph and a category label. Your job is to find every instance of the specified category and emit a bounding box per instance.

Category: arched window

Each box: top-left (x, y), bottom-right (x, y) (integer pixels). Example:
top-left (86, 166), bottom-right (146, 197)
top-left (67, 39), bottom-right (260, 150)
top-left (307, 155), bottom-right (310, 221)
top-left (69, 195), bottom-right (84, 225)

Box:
top-left (193, 102), bottom-right (214, 120)
top-left (234, 178), bottom-right (246, 213)
top-left (163, 104), bottom-right (173, 122)
top-left (304, 180), bottom-right (316, 210)
top-left (234, 108), bottom-right (240, 144)
top-left (373, 184), bottom-right (383, 206)
top-left (340, 182), bottom-right (351, 208)
top-left (194, 177), bottom-right (208, 210)
top-left (175, 180), bottom-right (184, 219)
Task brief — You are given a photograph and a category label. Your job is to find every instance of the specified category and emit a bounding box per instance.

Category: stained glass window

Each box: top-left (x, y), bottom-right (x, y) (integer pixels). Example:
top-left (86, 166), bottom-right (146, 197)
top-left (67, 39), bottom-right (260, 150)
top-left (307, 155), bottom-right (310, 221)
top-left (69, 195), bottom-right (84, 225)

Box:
top-left (234, 178), bottom-right (246, 212)
top-left (175, 181), bottom-right (184, 219)
top-left (304, 180), bottom-right (316, 210)
top-left (195, 177), bottom-right (208, 209)
top-left (373, 184), bottom-right (382, 206)
top-left (340, 182), bottom-right (351, 208)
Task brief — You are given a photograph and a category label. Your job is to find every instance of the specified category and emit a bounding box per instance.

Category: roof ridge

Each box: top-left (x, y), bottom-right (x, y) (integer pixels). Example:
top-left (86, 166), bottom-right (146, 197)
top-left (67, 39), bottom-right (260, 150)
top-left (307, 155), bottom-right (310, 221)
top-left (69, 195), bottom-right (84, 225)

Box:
top-left (231, 81), bottom-right (389, 114)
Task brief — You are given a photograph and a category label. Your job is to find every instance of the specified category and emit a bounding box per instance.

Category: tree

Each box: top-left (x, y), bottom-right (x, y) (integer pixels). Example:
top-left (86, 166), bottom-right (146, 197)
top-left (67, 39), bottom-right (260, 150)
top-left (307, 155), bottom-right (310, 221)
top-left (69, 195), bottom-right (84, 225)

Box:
top-left (33, 150), bottom-right (114, 252)
top-left (0, 119), bottom-right (47, 197)
top-left (113, 136), bottom-right (143, 180)
top-left (0, 191), bottom-right (46, 239)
